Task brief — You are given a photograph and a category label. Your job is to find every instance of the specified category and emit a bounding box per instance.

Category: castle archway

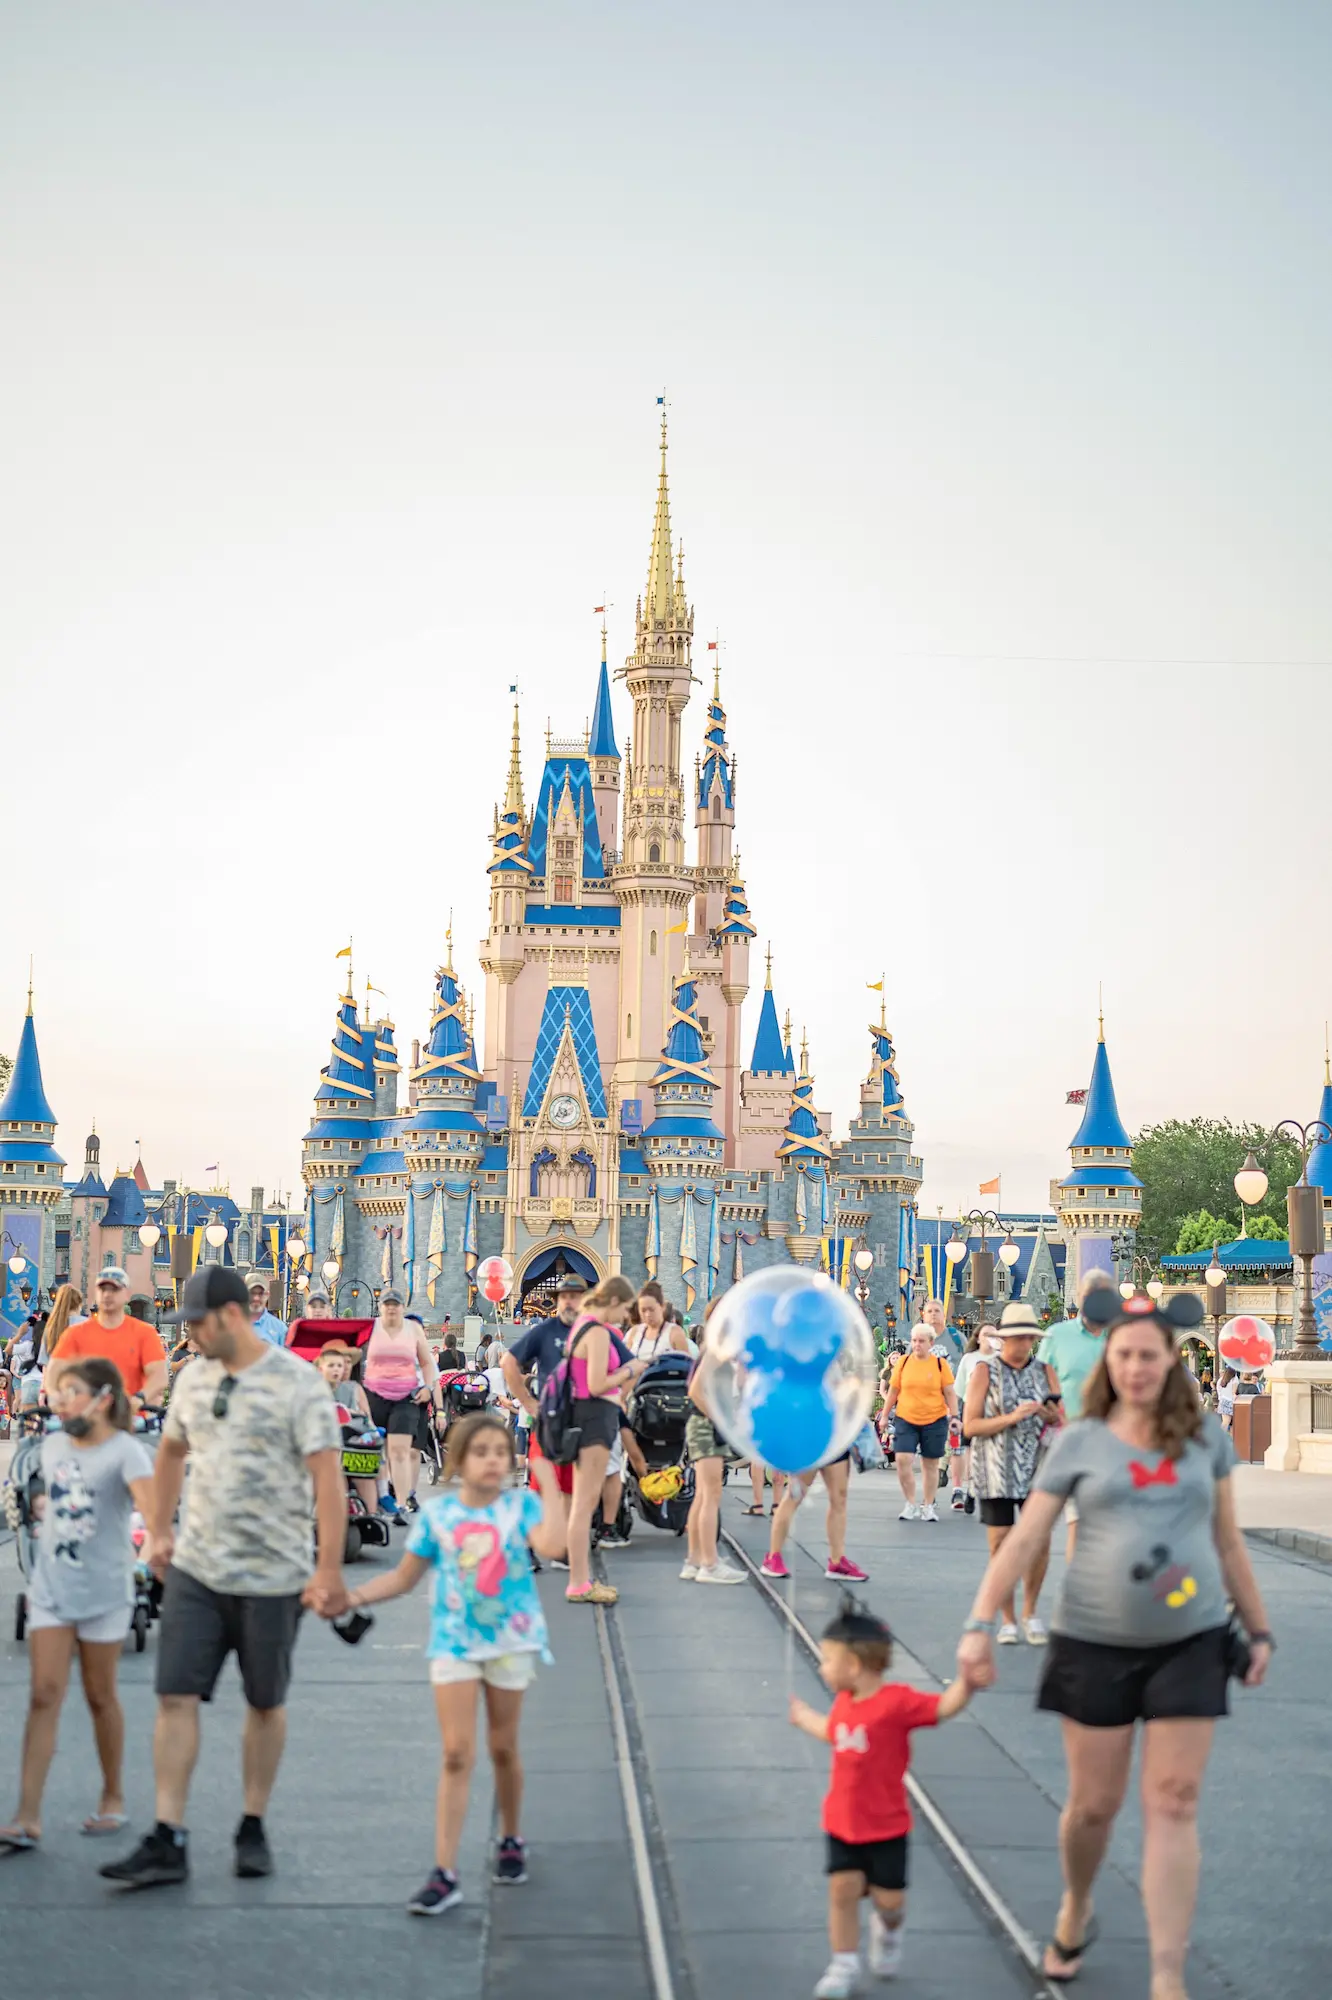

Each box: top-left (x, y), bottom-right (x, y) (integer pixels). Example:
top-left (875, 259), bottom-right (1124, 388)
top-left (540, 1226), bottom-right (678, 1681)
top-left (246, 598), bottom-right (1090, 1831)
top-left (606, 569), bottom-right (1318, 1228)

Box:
top-left (514, 1242), bottom-right (602, 1319)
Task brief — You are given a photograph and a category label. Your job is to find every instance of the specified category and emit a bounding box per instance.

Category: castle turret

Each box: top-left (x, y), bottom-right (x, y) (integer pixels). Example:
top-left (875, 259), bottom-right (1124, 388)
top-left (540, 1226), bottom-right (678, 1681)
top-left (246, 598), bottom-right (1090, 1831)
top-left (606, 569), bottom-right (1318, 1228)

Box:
top-left (588, 621), bottom-right (621, 865)
top-left (737, 948), bottom-right (795, 1170)
top-left (481, 701), bottom-right (532, 1092)
top-left (0, 984), bottom-right (66, 1317)
top-left (777, 1033), bottom-right (833, 1261)
top-left (613, 412), bottom-right (696, 1104)
top-left (1053, 1010), bottom-right (1141, 1296)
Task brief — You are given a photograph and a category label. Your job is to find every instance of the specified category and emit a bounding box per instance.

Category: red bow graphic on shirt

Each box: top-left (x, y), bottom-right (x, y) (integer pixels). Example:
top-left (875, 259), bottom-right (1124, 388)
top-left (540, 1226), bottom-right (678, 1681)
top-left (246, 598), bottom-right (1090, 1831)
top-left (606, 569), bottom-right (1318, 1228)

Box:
top-left (1128, 1458), bottom-right (1178, 1490)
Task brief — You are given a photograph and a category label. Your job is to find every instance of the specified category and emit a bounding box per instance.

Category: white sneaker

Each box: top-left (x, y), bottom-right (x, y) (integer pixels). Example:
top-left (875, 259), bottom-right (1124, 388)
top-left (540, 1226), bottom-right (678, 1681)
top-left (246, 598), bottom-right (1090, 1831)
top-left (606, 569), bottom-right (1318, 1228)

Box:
top-left (868, 1910), bottom-right (903, 1978)
top-left (996, 1622), bottom-right (1021, 1645)
top-left (1023, 1616), bottom-right (1048, 1645)
top-left (920, 1504), bottom-right (939, 1523)
top-left (814, 1957), bottom-right (862, 1998)
top-left (898, 1503), bottom-right (919, 1522)
top-left (695, 1560), bottom-right (746, 1585)
top-left (679, 1561), bottom-right (699, 1581)
top-left (950, 1488), bottom-right (966, 1510)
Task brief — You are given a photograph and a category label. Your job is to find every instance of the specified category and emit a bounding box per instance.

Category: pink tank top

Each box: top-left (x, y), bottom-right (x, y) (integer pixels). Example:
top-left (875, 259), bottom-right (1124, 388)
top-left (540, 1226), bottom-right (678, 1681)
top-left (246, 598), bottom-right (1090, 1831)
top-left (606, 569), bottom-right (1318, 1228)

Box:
top-left (364, 1320), bottom-right (419, 1398)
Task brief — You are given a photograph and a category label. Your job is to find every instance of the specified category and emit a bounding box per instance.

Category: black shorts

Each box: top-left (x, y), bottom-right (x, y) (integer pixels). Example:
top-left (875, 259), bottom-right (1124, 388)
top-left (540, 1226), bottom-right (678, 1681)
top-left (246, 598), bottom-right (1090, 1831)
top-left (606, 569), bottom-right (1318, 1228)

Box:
top-left (365, 1388), bottom-right (422, 1437)
top-left (156, 1566), bottom-right (304, 1711)
top-left (1037, 1625), bottom-right (1230, 1729)
top-left (826, 1832), bottom-right (909, 1890)
top-left (572, 1397), bottom-right (622, 1451)
top-left (978, 1496), bottom-right (1025, 1528)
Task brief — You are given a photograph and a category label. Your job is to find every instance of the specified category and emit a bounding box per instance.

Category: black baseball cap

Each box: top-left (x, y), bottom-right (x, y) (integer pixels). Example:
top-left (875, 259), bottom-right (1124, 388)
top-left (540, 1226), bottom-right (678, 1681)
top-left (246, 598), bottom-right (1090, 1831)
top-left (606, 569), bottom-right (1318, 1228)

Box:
top-left (164, 1266), bottom-right (250, 1324)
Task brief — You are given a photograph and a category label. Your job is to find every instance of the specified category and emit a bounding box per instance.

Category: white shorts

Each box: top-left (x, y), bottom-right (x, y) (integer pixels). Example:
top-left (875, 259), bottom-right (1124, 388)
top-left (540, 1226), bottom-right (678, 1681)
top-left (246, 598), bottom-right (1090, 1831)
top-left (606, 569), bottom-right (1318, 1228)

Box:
top-left (607, 1433), bottom-right (626, 1477)
top-left (429, 1652), bottom-right (538, 1691)
top-left (27, 1602), bottom-right (132, 1645)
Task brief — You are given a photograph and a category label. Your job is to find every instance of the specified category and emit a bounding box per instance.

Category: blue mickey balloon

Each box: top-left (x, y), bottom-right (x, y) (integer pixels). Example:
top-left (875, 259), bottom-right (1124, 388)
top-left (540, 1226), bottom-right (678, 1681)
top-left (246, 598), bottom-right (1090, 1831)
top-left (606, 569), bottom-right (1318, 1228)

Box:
top-left (704, 1267), bottom-right (878, 1475)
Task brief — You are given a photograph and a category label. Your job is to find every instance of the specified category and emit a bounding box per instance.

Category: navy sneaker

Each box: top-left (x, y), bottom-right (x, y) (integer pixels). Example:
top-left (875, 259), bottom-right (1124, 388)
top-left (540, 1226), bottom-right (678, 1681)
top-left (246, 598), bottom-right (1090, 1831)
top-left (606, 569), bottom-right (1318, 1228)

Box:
top-left (493, 1836), bottom-right (527, 1884)
top-left (404, 1494), bottom-right (421, 1516)
top-left (234, 1814), bottom-right (272, 1878)
top-left (99, 1825), bottom-right (188, 1889)
top-left (407, 1867), bottom-right (462, 1916)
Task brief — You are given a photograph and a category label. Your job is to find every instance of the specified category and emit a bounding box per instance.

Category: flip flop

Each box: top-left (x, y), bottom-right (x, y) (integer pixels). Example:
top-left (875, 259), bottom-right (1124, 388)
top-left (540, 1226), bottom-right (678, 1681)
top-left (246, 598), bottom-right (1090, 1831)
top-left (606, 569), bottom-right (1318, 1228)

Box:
top-left (81, 1813), bottom-right (129, 1837)
top-left (0, 1830), bottom-right (39, 1853)
top-left (1045, 1916), bottom-right (1099, 1982)
top-left (741, 1504), bottom-right (766, 1516)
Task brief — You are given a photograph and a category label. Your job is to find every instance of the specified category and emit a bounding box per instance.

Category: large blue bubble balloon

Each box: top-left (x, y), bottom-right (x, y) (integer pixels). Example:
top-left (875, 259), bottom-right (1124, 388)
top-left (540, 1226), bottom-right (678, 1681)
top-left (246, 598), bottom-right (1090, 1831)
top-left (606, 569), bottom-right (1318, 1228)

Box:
top-left (703, 1267), bottom-right (878, 1474)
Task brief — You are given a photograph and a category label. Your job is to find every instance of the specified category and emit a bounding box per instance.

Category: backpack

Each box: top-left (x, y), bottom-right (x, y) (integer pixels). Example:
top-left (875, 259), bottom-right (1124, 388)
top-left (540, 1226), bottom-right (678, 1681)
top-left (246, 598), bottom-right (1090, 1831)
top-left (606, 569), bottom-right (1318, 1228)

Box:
top-left (535, 1322), bottom-right (597, 1465)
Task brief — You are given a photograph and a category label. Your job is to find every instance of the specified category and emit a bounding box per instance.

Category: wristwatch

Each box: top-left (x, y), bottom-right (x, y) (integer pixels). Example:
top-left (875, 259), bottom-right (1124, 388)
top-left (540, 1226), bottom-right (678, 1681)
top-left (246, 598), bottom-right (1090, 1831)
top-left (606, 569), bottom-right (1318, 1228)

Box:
top-left (962, 1617), bottom-right (996, 1636)
top-left (1249, 1629), bottom-right (1276, 1649)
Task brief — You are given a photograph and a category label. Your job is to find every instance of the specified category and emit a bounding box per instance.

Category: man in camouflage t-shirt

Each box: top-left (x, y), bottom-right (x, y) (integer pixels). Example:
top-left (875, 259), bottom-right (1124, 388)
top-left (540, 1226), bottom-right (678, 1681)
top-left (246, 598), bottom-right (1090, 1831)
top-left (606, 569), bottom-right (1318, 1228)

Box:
top-left (101, 1266), bottom-right (344, 1891)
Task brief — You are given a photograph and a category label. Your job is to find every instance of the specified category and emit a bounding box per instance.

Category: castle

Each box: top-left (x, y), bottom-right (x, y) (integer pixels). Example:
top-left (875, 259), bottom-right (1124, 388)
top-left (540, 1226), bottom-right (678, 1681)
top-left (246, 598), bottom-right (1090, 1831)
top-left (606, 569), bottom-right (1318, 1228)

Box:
top-left (299, 416), bottom-right (924, 1324)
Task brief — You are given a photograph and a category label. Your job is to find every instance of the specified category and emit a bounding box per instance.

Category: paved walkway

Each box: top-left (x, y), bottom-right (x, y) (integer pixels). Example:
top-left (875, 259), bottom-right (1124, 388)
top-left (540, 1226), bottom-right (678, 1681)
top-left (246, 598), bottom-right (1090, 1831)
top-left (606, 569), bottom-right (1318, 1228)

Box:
top-left (733, 1463), bottom-right (1332, 2000)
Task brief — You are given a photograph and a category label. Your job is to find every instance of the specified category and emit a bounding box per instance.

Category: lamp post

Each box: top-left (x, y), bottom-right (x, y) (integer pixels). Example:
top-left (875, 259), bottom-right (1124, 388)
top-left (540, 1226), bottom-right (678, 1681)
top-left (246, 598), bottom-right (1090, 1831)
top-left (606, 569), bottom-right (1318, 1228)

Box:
top-left (322, 1257), bottom-right (341, 1293)
top-left (285, 1232), bottom-right (307, 1319)
top-left (853, 1245), bottom-right (874, 1314)
top-left (1233, 1122), bottom-right (1331, 1360)
top-left (1204, 1248), bottom-right (1227, 1355)
top-left (945, 1210), bottom-right (1019, 1330)
top-left (1121, 1252), bottom-right (1164, 1301)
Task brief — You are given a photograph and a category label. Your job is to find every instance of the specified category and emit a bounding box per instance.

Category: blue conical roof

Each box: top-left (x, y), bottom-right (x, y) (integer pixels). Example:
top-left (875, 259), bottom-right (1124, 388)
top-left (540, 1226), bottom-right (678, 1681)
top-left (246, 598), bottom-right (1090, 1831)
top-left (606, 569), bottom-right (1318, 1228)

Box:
top-left (101, 1173), bottom-right (148, 1229)
top-left (0, 1009), bottom-right (57, 1126)
top-left (414, 962), bottom-right (481, 1088)
top-left (589, 652), bottom-right (618, 759)
top-left (1069, 1035), bottom-right (1131, 1150)
top-left (317, 984), bottom-right (375, 1104)
top-left (777, 1046), bottom-right (832, 1163)
top-left (652, 976), bottom-right (714, 1088)
top-left (750, 985), bottom-right (789, 1073)
top-left (1306, 1077), bottom-right (1332, 1195)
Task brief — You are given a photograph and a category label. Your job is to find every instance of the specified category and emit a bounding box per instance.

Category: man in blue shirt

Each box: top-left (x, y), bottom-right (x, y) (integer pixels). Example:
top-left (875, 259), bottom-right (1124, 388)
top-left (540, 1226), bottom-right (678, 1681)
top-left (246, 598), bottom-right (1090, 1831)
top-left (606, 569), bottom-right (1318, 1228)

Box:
top-left (245, 1273), bottom-right (290, 1349)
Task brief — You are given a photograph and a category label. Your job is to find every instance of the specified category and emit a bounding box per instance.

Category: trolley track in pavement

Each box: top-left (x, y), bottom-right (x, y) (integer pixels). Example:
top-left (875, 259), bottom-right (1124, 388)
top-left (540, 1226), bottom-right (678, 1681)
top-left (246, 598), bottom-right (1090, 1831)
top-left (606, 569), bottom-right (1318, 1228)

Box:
top-left (721, 1525), bottom-right (1058, 2000)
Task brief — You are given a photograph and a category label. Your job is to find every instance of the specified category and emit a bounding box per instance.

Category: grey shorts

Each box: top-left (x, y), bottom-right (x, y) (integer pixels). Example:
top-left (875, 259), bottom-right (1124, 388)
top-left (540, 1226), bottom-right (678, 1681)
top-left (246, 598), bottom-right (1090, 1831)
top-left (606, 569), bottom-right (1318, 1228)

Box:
top-left (155, 1565), bottom-right (304, 1711)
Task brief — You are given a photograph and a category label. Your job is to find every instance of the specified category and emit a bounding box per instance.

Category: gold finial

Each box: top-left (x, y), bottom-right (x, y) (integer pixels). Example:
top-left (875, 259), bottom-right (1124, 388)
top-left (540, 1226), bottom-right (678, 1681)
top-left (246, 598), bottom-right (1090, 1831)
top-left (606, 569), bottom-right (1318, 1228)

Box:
top-left (646, 395), bottom-right (675, 625)
top-left (710, 631), bottom-right (722, 700)
top-left (467, 995), bottom-right (476, 1040)
top-left (1097, 981), bottom-right (1105, 1043)
top-left (26, 956), bottom-right (33, 1017)
top-left (800, 1027), bottom-right (809, 1074)
top-left (445, 911), bottom-right (454, 976)
top-left (783, 1008), bottom-right (792, 1048)
top-left (765, 943), bottom-right (773, 991)
top-left (504, 696), bottom-right (524, 816)
top-left (343, 938), bottom-right (355, 998)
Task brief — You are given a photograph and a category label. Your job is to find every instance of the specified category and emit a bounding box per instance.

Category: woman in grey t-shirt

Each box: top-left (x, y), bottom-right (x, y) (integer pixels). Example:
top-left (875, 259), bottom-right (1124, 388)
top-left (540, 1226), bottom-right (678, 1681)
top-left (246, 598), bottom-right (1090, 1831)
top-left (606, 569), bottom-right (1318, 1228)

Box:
top-left (0, 1357), bottom-right (154, 1852)
top-left (955, 1293), bottom-right (1273, 1994)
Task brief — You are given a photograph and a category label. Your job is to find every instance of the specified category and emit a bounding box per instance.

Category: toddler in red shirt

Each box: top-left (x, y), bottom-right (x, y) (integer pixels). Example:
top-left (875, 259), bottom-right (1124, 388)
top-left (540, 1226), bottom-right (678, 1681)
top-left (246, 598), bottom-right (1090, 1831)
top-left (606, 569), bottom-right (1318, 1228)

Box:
top-left (790, 1598), bottom-right (972, 1997)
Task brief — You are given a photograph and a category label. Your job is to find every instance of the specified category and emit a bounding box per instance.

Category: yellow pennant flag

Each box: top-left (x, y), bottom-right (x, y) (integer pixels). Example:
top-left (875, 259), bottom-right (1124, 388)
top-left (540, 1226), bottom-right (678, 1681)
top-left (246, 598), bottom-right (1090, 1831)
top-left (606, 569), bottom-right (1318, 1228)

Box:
top-left (335, 943), bottom-right (352, 959)
top-left (866, 979), bottom-right (883, 991)
top-left (666, 919), bottom-right (688, 935)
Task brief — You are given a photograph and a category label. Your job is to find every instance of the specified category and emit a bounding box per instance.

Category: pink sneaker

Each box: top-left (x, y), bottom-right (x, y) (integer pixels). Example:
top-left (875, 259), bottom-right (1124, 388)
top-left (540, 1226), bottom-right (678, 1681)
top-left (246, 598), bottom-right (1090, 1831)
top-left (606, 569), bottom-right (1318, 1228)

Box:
top-left (825, 1556), bottom-right (869, 1581)
top-left (760, 1552), bottom-right (790, 1580)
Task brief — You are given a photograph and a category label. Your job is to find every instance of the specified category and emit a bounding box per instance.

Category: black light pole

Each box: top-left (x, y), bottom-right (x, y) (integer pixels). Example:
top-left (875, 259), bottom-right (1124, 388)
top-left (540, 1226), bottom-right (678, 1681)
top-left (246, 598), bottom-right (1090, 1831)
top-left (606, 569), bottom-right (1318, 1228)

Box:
top-left (944, 1210), bottom-right (1020, 1330)
top-left (1234, 1123), bottom-right (1331, 1360)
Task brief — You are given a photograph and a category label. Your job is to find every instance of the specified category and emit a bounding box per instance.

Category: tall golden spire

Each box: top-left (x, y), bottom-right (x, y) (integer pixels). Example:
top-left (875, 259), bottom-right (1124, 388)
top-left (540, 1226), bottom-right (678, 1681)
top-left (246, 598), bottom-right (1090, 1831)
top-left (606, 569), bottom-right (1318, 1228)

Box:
top-left (765, 942), bottom-right (773, 991)
top-left (1097, 981), bottom-right (1105, 1044)
top-left (26, 956), bottom-right (33, 1017)
top-left (645, 404), bottom-right (676, 625)
top-left (504, 698), bottom-right (524, 816)
top-left (445, 910), bottom-right (454, 976)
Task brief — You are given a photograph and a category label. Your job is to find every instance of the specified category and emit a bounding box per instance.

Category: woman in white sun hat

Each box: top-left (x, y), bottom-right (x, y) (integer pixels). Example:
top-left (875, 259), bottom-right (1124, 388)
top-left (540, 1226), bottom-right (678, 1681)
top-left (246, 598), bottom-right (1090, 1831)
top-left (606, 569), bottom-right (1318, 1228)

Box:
top-left (963, 1302), bottom-right (1063, 1645)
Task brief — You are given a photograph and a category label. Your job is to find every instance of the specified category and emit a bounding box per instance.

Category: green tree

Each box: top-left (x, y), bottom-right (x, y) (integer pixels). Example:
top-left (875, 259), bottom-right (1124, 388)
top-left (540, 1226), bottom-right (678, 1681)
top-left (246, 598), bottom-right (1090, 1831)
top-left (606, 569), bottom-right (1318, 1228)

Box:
top-left (1133, 1118), bottom-right (1302, 1254)
top-left (1174, 1210), bottom-right (1237, 1255)
top-left (0, 1052), bottom-right (10, 1091)
top-left (1244, 1213), bottom-right (1287, 1242)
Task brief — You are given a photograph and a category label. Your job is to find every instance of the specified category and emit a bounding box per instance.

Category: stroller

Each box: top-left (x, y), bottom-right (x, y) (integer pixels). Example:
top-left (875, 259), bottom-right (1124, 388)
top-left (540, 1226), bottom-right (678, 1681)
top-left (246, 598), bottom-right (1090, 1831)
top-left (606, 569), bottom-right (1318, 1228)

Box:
top-left (3, 1412), bottom-right (161, 1651)
top-left (621, 1352), bottom-right (695, 1536)
top-left (337, 1413), bottom-right (393, 1562)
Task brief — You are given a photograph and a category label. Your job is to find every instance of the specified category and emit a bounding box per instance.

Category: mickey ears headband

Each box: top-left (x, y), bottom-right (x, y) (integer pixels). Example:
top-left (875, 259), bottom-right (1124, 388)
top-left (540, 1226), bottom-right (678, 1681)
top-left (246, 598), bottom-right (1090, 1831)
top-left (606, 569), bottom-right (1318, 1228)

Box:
top-left (1115, 1291), bottom-right (1205, 1333)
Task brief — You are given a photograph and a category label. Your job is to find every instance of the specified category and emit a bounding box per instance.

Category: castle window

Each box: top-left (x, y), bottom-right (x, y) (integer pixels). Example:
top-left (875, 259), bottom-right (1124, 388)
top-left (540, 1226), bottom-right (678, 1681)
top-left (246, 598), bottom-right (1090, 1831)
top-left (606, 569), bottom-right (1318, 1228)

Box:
top-left (553, 874), bottom-right (574, 903)
top-left (627, 1013), bottom-right (633, 1039)
top-left (650, 931), bottom-right (658, 956)
top-left (649, 843), bottom-right (660, 863)
top-left (712, 795), bottom-right (721, 819)
top-left (555, 837), bottom-right (576, 861)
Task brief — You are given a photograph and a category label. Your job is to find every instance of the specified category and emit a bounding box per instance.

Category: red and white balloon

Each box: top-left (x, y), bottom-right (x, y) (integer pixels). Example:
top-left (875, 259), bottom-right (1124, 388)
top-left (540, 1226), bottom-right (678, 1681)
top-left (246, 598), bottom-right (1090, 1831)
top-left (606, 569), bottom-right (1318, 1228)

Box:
top-left (477, 1255), bottom-right (514, 1305)
top-left (1218, 1314), bottom-right (1275, 1374)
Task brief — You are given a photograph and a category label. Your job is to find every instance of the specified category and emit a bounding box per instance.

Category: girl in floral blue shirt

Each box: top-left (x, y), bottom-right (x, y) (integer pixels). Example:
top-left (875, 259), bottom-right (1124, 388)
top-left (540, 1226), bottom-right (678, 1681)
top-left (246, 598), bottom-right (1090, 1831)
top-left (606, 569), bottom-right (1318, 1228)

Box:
top-left (340, 1411), bottom-right (564, 1915)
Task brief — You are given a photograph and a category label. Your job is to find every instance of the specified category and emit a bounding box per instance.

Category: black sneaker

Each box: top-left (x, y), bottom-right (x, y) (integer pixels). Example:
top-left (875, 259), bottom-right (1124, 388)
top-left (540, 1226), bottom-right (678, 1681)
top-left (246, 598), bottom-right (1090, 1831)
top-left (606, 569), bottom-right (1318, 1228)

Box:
top-left (964, 1493), bottom-right (976, 1515)
top-left (234, 1815), bottom-right (272, 1878)
top-left (493, 1836), bottom-right (527, 1884)
top-left (407, 1867), bottom-right (462, 1916)
top-left (404, 1494), bottom-right (420, 1516)
top-left (99, 1826), bottom-right (188, 1889)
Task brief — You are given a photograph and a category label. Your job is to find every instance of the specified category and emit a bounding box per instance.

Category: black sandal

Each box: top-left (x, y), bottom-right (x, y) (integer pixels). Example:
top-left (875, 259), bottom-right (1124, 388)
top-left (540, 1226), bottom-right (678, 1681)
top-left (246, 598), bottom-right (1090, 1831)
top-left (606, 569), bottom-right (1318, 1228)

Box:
top-left (1045, 1916), bottom-right (1098, 1982)
top-left (741, 1504), bottom-right (766, 1516)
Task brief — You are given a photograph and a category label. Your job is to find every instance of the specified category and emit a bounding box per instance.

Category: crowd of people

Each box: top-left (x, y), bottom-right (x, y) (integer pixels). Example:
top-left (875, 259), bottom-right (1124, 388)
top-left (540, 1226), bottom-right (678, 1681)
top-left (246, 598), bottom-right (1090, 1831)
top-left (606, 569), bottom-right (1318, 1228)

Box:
top-left (0, 1261), bottom-right (1277, 2000)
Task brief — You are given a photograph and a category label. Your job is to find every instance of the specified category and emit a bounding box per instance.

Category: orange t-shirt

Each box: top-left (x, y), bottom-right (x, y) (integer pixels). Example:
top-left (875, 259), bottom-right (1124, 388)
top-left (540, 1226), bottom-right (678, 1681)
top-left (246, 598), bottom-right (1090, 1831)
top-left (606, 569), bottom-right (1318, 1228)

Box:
top-left (50, 1315), bottom-right (167, 1397)
top-left (890, 1352), bottom-right (954, 1425)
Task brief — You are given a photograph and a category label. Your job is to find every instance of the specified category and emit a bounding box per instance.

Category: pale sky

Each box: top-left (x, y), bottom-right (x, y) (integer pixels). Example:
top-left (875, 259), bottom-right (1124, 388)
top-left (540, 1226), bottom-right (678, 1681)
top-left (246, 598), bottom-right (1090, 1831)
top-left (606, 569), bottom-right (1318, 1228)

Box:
top-left (2, 1), bottom-right (1330, 1213)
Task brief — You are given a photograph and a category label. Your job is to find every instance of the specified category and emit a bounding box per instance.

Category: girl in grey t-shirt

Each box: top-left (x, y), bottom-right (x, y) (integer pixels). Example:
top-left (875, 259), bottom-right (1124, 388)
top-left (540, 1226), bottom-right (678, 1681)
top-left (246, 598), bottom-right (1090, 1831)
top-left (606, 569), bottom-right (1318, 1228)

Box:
top-left (0, 1357), bottom-right (154, 1853)
top-left (954, 1293), bottom-right (1273, 1994)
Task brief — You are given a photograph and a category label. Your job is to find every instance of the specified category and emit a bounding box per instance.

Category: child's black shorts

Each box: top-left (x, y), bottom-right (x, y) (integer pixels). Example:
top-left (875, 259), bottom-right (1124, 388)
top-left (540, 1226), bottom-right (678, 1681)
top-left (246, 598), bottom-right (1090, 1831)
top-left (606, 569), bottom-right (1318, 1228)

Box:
top-left (825, 1833), bottom-right (908, 1890)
